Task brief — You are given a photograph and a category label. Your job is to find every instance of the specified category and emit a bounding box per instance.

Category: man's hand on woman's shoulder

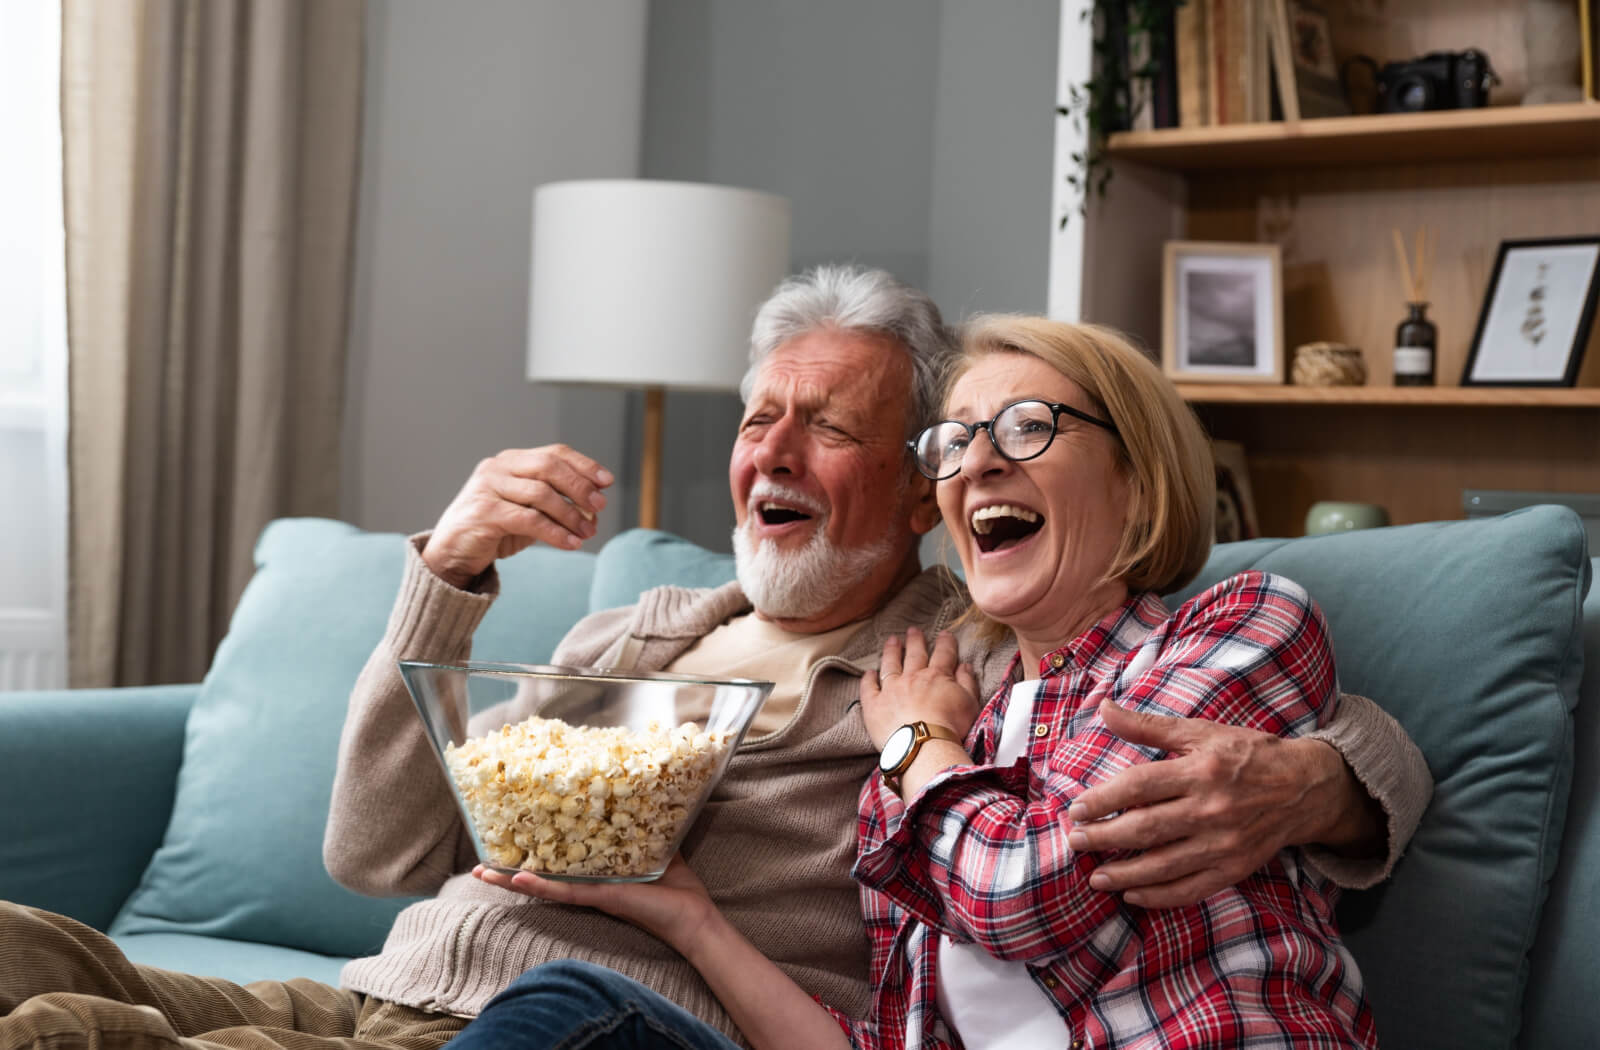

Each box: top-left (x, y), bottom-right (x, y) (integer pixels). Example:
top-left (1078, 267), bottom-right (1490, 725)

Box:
top-left (1065, 699), bottom-right (1379, 908)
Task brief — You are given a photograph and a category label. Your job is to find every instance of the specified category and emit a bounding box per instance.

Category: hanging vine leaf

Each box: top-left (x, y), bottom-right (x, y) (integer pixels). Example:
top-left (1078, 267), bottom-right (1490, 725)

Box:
top-left (1058, 0), bottom-right (1184, 229)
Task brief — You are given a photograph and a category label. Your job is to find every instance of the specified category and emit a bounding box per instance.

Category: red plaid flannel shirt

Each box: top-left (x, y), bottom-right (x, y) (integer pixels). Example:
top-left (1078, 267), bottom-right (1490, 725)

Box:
top-left (825, 571), bottom-right (1377, 1049)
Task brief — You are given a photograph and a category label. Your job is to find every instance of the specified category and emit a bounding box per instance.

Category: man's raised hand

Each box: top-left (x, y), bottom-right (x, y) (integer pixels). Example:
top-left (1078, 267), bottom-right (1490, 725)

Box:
top-left (422, 445), bottom-right (613, 590)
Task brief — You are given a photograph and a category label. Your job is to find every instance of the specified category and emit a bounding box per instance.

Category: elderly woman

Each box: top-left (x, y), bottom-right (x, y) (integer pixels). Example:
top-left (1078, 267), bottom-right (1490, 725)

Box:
top-left (468, 316), bottom-right (1377, 1049)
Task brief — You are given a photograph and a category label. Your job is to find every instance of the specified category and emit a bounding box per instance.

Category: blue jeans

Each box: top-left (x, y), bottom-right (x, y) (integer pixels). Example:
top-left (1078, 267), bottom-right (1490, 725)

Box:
top-left (447, 959), bottom-right (744, 1050)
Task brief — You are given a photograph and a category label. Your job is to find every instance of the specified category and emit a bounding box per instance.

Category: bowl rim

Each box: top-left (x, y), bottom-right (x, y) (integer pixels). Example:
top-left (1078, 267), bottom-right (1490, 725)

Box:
top-left (397, 658), bottom-right (774, 692)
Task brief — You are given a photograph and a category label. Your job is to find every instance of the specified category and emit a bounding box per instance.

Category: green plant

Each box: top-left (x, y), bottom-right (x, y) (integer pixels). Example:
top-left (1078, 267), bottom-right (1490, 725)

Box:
top-left (1058, 0), bottom-right (1184, 228)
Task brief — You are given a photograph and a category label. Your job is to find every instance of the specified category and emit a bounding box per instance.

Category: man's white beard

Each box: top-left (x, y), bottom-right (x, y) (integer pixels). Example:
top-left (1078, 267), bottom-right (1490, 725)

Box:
top-left (733, 522), bottom-right (897, 621)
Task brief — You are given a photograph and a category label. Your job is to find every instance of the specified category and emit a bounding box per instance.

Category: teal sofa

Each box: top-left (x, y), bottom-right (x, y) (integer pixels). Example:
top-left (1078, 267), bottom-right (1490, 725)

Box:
top-left (1, 507), bottom-right (1592, 1049)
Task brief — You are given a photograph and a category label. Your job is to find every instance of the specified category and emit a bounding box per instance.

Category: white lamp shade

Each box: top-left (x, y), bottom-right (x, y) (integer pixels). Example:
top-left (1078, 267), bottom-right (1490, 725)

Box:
top-left (527, 180), bottom-right (791, 391)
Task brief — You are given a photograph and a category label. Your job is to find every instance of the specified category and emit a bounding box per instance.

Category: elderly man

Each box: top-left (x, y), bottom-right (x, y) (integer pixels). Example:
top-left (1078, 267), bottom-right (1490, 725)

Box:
top-left (0, 265), bottom-right (1427, 1050)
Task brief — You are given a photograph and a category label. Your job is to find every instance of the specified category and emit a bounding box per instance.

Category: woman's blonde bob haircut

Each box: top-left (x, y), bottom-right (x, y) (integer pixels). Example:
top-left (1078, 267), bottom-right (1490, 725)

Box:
top-left (948, 314), bottom-right (1215, 607)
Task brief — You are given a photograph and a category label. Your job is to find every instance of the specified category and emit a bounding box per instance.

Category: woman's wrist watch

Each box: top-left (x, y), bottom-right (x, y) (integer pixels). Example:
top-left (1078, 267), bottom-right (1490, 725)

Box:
top-left (878, 720), bottom-right (964, 789)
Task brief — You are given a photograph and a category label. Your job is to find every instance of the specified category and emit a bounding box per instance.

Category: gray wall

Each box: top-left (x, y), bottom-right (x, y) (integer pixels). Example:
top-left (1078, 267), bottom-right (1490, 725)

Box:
top-left (926, 0), bottom-right (1060, 321)
top-left (342, 0), bottom-right (1061, 554)
top-left (637, 0), bottom-right (943, 552)
top-left (640, 0), bottom-right (1058, 552)
top-left (341, 0), bottom-right (647, 537)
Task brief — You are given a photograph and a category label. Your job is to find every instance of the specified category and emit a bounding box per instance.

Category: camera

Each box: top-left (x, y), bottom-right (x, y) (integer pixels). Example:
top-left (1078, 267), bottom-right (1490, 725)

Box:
top-left (1376, 49), bottom-right (1496, 113)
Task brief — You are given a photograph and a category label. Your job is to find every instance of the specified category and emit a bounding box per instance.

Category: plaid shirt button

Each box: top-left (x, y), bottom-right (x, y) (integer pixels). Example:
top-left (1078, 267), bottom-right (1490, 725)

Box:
top-left (1034, 723), bottom-right (1049, 738)
top-left (1049, 653), bottom-right (1066, 669)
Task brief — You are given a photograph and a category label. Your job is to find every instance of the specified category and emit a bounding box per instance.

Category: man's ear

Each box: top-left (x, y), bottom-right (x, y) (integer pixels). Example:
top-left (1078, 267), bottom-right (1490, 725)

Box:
top-left (908, 474), bottom-right (942, 536)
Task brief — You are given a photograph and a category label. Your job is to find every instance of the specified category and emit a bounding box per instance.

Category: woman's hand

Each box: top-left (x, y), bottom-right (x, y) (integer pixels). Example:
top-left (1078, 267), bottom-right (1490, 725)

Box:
top-left (860, 628), bottom-right (981, 750)
top-left (472, 854), bottom-right (714, 952)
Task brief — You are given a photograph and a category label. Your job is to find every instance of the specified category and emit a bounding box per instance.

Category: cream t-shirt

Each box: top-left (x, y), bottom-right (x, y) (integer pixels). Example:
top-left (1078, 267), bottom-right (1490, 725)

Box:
top-left (667, 612), bottom-right (867, 737)
top-left (935, 679), bottom-right (1070, 1047)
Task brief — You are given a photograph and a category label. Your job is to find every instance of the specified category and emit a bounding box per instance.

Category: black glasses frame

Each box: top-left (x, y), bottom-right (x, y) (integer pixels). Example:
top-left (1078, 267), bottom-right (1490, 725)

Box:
top-left (906, 399), bottom-right (1119, 480)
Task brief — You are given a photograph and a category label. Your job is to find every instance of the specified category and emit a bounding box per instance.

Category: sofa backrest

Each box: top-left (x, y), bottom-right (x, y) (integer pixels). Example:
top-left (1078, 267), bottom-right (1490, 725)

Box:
top-left (590, 513), bottom-right (1597, 1048)
top-left (109, 519), bottom-right (599, 959)
top-left (103, 509), bottom-right (1596, 1050)
top-left (1166, 505), bottom-right (1591, 1050)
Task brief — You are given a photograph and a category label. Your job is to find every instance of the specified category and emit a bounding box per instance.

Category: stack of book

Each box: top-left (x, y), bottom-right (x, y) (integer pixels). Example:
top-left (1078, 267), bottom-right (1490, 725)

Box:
top-left (1169, 0), bottom-right (1342, 128)
top-left (1139, 0), bottom-right (1600, 133)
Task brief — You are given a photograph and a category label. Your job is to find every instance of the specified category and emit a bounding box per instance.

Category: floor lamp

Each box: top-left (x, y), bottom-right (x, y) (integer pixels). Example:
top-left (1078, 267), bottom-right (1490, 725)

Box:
top-left (526, 180), bottom-right (791, 529)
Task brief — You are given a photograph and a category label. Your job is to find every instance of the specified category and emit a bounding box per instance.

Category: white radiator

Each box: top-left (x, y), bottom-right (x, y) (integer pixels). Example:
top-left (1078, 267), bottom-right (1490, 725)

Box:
top-left (0, 615), bottom-right (66, 691)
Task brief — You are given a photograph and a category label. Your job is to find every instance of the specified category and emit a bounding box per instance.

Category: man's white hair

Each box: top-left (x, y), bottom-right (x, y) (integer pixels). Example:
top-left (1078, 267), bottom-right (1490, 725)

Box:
top-left (740, 264), bottom-right (957, 441)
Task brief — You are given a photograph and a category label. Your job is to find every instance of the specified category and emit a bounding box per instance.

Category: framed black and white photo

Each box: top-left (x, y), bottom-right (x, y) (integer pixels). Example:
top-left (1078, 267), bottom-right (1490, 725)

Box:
top-left (1462, 236), bottom-right (1600, 387)
top-left (1162, 241), bottom-right (1284, 384)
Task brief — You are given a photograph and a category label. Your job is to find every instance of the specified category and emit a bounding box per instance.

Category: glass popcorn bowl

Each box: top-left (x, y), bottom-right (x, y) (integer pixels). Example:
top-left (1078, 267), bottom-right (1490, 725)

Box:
top-left (399, 660), bottom-right (772, 883)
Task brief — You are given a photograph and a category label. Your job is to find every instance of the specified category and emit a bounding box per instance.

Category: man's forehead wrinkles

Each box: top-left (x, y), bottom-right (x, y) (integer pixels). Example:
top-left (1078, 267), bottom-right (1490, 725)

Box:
top-left (753, 370), bottom-right (844, 411)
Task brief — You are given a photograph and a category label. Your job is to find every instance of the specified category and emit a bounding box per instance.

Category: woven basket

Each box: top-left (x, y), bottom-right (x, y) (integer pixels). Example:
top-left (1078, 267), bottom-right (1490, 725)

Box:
top-left (1292, 342), bottom-right (1367, 386)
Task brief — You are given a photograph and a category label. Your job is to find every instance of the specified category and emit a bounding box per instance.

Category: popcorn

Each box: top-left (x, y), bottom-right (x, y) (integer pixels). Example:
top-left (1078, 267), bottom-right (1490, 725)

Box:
top-left (444, 715), bottom-right (734, 877)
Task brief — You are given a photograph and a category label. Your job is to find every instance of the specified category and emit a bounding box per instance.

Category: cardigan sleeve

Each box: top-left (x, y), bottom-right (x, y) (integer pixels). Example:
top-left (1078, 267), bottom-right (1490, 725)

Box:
top-left (1302, 691), bottom-right (1434, 888)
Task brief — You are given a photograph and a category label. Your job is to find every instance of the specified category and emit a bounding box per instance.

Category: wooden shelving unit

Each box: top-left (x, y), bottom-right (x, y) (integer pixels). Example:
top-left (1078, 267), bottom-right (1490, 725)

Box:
top-left (1072, 7), bottom-right (1600, 537)
top-left (1107, 102), bottom-right (1600, 171)
top-left (1175, 385), bottom-right (1600, 407)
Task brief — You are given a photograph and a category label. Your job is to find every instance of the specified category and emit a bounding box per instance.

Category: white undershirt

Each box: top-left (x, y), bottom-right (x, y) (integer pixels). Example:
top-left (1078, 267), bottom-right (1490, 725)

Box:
top-left (934, 679), bottom-right (1070, 1048)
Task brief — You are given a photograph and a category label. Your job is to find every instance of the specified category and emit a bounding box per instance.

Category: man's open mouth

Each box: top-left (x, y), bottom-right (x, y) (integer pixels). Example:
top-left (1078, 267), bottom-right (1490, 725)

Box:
top-left (970, 504), bottom-right (1044, 554)
top-left (758, 501), bottom-right (816, 527)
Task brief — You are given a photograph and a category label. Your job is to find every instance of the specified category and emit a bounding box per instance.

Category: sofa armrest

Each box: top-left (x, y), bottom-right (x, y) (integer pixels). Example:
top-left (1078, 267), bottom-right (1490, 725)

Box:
top-left (0, 684), bottom-right (197, 930)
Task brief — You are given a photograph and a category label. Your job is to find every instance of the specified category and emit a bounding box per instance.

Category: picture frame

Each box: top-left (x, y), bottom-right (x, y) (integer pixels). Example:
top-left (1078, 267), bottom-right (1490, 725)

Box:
top-left (1461, 236), bottom-right (1600, 387)
top-left (1285, 0), bottom-right (1351, 118)
top-left (1162, 241), bottom-right (1284, 384)
top-left (1212, 440), bottom-right (1260, 543)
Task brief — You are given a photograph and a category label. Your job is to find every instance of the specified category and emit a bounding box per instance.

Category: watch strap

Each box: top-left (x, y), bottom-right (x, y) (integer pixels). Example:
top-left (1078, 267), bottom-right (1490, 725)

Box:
top-left (882, 720), bottom-right (964, 786)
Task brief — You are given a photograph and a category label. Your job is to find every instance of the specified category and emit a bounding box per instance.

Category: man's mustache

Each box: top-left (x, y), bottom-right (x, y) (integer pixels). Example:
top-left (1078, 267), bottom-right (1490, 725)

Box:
top-left (744, 482), bottom-right (827, 521)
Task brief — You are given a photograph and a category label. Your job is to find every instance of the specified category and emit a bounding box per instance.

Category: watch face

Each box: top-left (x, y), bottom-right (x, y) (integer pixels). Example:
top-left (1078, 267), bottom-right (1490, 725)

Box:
top-left (880, 724), bottom-right (916, 773)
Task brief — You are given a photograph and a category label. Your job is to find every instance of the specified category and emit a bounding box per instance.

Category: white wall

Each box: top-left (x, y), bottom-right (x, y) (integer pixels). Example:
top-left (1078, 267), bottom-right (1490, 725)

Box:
top-left (341, 0), bottom-right (648, 538)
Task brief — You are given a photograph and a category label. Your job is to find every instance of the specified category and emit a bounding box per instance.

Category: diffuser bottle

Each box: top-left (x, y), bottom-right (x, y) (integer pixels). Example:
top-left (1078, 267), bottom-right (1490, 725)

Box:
top-left (1393, 302), bottom-right (1437, 387)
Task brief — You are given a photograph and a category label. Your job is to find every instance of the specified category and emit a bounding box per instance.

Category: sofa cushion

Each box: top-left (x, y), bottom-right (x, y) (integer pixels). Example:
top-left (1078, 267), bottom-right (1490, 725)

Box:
top-left (114, 931), bottom-right (348, 988)
top-left (588, 528), bottom-right (737, 613)
top-left (1167, 505), bottom-right (1591, 1050)
top-left (109, 519), bottom-right (596, 960)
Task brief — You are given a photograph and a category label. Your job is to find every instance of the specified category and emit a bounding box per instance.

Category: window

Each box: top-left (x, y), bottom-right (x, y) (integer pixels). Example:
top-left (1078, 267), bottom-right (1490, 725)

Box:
top-left (0, 0), bottom-right (69, 689)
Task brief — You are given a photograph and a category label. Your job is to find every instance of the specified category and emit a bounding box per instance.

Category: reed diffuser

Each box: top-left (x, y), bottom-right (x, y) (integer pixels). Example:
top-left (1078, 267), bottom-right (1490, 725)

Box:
top-left (1391, 227), bottom-right (1437, 386)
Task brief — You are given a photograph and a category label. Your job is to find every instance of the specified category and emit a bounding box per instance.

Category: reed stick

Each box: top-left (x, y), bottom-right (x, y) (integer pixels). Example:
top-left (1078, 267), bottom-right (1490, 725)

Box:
top-left (1392, 228), bottom-right (1417, 302)
top-left (1419, 227), bottom-right (1435, 303)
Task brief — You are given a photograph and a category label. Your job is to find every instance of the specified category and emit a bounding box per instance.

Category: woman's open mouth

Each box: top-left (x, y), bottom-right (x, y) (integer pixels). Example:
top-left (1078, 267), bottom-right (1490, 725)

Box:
top-left (970, 504), bottom-right (1044, 554)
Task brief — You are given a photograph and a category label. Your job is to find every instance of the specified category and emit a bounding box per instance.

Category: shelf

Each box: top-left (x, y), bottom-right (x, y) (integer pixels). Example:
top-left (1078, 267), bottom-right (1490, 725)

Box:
top-left (1106, 102), bottom-right (1600, 171)
top-left (1175, 385), bottom-right (1600, 407)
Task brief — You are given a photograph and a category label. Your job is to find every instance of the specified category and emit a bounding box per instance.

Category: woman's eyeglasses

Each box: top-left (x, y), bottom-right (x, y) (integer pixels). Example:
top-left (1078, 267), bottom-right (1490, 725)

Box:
top-left (907, 398), bottom-right (1119, 481)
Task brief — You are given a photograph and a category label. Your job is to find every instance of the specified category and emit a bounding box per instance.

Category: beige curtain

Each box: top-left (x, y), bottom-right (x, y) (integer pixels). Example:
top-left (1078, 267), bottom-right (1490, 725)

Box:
top-left (61, 0), bottom-right (365, 687)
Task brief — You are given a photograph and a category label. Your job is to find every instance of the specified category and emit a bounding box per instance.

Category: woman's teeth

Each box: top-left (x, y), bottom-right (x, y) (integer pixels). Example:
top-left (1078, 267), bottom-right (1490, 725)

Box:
top-left (969, 504), bottom-right (1046, 553)
top-left (970, 504), bottom-right (1039, 535)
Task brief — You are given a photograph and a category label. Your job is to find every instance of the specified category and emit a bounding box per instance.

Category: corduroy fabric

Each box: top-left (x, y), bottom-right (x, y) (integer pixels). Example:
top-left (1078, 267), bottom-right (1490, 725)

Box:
top-left (0, 902), bottom-right (465, 1050)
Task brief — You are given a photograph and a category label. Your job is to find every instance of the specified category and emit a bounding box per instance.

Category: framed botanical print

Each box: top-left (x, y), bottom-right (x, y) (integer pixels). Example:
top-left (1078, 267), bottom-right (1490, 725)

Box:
top-left (1462, 236), bottom-right (1600, 387)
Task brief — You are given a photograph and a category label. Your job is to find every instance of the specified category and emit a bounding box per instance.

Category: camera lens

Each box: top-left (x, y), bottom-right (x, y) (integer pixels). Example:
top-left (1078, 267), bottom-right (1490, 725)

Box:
top-left (1392, 75), bottom-right (1434, 112)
